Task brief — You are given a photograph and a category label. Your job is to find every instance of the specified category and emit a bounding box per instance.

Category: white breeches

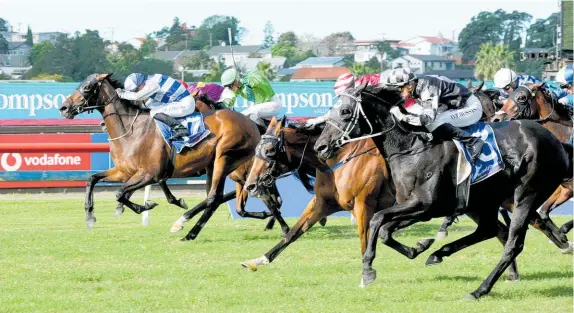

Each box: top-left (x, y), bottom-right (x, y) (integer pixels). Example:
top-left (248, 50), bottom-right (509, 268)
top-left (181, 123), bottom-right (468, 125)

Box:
top-left (149, 96), bottom-right (196, 118)
top-left (240, 95), bottom-right (282, 119)
top-left (425, 95), bottom-right (482, 132)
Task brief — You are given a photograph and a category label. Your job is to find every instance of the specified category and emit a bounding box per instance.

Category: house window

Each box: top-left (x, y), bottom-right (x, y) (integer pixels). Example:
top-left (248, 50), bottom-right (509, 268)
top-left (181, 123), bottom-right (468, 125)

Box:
top-left (445, 63), bottom-right (453, 70)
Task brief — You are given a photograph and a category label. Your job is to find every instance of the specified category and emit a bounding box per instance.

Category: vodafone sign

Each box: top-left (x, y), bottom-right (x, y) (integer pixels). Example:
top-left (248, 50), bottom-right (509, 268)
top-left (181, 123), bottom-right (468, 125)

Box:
top-left (0, 153), bottom-right (86, 172)
top-left (0, 134), bottom-right (91, 172)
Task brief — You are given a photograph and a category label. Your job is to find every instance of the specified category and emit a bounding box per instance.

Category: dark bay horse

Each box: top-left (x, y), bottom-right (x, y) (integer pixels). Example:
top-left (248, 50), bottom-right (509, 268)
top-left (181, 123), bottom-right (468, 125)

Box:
top-left (240, 117), bottom-right (520, 279)
top-left (314, 85), bottom-right (570, 299)
top-left (239, 116), bottom-right (397, 270)
top-left (493, 83), bottom-right (573, 234)
top-left (60, 73), bottom-right (287, 240)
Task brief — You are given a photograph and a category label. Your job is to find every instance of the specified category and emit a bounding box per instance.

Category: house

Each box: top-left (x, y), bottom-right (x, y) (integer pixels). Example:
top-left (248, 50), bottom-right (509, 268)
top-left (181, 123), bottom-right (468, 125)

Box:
top-left (237, 57), bottom-right (286, 72)
top-left (290, 67), bottom-right (350, 82)
top-left (392, 36), bottom-right (457, 56)
top-left (0, 42), bottom-right (32, 67)
top-left (148, 50), bottom-right (199, 72)
top-left (206, 45), bottom-right (264, 68)
top-left (423, 69), bottom-right (475, 80)
top-left (124, 37), bottom-right (146, 50)
top-left (294, 57), bottom-right (345, 68)
top-left (0, 31), bottom-right (63, 44)
top-left (391, 55), bottom-right (455, 74)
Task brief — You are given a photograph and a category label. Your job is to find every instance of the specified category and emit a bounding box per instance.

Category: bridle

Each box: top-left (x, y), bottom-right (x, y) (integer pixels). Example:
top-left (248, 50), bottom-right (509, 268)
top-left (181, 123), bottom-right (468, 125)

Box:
top-left (507, 85), bottom-right (555, 122)
top-left (254, 132), bottom-right (310, 187)
top-left (74, 79), bottom-right (140, 141)
top-left (326, 92), bottom-right (399, 148)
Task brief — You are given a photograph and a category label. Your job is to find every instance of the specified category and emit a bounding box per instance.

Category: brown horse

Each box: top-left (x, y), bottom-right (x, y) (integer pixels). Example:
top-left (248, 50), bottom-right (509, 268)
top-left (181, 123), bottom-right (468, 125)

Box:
top-left (239, 117), bottom-right (521, 279)
top-left (492, 83), bottom-right (573, 236)
top-left (59, 73), bottom-right (287, 240)
top-left (239, 116), bottom-right (397, 270)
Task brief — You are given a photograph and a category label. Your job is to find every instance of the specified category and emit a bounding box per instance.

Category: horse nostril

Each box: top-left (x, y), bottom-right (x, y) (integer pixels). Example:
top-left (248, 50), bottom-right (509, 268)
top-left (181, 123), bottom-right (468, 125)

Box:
top-left (59, 106), bottom-right (68, 111)
top-left (316, 144), bottom-right (327, 153)
top-left (245, 184), bottom-right (256, 192)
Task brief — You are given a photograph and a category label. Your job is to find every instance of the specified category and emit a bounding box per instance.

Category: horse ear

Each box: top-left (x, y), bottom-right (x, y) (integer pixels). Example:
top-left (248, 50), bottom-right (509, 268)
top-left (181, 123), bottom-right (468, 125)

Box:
top-left (279, 115), bottom-right (287, 128)
top-left (532, 82), bottom-right (545, 90)
top-left (466, 79), bottom-right (473, 89)
top-left (96, 73), bottom-right (112, 81)
top-left (268, 116), bottom-right (278, 130)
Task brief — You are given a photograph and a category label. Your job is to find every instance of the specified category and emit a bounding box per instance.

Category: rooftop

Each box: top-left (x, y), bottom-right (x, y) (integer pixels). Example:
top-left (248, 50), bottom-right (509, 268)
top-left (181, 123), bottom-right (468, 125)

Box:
top-left (405, 54), bottom-right (455, 62)
top-left (296, 56), bottom-right (345, 66)
top-left (149, 50), bottom-right (199, 61)
top-left (206, 45), bottom-right (263, 56)
top-left (291, 67), bottom-right (350, 80)
top-left (423, 69), bottom-right (475, 79)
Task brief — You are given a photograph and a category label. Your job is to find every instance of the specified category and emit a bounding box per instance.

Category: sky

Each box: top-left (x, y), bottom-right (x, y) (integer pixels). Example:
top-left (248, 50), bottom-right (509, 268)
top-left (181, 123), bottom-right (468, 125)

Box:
top-left (0, 0), bottom-right (561, 45)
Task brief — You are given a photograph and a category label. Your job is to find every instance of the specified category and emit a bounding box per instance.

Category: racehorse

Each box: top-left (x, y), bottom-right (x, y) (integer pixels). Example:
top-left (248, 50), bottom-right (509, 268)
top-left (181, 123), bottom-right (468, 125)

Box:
top-left (239, 117), bottom-right (397, 270)
top-left (492, 82), bottom-right (573, 234)
top-left (59, 73), bottom-right (288, 240)
top-left (239, 116), bottom-right (521, 279)
top-left (314, 84), bottom-right (571, 299)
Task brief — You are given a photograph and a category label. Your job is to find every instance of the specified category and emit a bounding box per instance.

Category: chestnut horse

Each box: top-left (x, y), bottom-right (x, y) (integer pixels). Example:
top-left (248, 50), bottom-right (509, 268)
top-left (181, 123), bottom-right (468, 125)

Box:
top-left (493, 83), bottom-right (573, 235)
top-left (60, 73), bottom-right (287, 240)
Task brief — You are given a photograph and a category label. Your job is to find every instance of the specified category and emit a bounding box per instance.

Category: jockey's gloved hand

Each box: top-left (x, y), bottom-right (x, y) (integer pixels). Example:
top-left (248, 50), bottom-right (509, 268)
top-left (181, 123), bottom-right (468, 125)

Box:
top-left (115, 88), bottom-right (125, 97)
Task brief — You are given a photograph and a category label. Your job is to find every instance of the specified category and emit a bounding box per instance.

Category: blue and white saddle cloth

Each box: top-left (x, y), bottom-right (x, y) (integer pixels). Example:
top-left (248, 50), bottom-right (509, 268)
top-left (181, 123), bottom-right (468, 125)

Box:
top-left (453, 123), bottom-right (505, 185)
top-left (155, 112), bottom-right (210, 153)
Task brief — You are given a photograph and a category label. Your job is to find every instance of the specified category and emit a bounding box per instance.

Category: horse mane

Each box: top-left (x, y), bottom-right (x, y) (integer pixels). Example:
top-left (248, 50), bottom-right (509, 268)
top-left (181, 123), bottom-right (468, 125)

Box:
top-left (106, 77), bottom-right (124, 89)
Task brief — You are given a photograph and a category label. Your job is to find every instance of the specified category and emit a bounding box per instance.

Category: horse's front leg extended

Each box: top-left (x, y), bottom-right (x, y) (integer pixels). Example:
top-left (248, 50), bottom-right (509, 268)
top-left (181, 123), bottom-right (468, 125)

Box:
top-left (85, 167), bottom-right (125, 229)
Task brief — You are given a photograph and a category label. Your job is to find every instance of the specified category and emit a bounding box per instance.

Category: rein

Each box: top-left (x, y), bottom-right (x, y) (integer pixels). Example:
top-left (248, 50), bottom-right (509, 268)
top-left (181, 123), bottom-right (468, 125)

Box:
top-left (326, 145), bottom-right (377, 173)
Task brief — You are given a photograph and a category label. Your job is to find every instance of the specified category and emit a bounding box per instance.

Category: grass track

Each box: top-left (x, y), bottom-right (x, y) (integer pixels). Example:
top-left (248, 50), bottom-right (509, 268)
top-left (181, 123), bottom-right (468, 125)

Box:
top-left (0, 198), bottom-right (572, 313)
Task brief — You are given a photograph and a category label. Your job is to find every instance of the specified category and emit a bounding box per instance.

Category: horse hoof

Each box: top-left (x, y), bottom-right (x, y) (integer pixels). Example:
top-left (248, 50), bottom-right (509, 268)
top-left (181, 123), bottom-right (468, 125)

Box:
top-left (178, 198), bottom-right (188, 210)
top-left (115, 206), bottom-right (124, 217)
top-left (145, 200), bottom-right (158, 211)
top-left (506, 274), bottom-right (520, 282)
top-left (86, 217), bottom-right (96, 230)
top-left (560, 242), bottom-right (574, 254)
top-left (240, 262), bottom-right (258, 272)
top-left (319, 218), bottom-right (327, 227)
top-left (361, 269), bottom-right (376, 287)
top-left (463, 293), bottom-right (479, 301)
top-left (435, 231), bottom-right (448, 240)
top-left (170, 223), bottom-right (184, 233)
top-left (417, 238), bottom-right (435, 250)
top-left (425, 254), bottom-right (443, 266)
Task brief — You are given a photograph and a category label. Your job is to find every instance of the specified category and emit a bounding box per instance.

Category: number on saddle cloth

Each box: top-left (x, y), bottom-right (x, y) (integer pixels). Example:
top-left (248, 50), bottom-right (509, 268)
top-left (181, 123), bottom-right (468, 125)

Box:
top-left (154, 112), bottom-right (211, 154)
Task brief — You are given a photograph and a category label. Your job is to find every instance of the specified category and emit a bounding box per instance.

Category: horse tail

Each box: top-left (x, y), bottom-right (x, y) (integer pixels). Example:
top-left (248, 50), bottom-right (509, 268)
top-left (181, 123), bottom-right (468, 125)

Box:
top-left (561, 143), bottom-right (573, 182)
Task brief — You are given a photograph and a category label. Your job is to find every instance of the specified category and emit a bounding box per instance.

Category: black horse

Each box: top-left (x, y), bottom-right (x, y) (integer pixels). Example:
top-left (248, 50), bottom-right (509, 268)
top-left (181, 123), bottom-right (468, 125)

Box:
top-left (314, 84), bottom-right (571, 299)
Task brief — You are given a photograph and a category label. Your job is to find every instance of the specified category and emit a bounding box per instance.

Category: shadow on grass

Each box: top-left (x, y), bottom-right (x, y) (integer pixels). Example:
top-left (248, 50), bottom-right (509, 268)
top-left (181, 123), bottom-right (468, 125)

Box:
top-left (434, 274), bottom-right (481, 282)
top-left (533, 285), bottom-right (573, 298)
top-left (520, 270), bottom-right (573, 280)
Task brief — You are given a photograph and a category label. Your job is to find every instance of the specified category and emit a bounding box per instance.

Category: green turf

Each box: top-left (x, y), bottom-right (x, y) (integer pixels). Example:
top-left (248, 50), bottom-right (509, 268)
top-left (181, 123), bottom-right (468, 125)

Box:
top-left (0, 198), bottom-right (572, 313)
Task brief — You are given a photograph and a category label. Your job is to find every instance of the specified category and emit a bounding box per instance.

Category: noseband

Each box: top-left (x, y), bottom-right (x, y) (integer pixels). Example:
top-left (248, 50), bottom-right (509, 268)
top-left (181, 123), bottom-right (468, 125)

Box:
top-left (255, 132), bottom-right (310, 187)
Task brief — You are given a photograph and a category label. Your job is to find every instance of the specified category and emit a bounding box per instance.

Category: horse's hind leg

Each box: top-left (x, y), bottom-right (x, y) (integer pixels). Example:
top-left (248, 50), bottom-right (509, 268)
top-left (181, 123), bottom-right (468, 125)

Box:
top-left (235, 183), bottom-right (273, 220)
top-left (116, 172), bottom-right (158, 214)
top-left (436, 215), bottom-right (457, 240)
top-left (170, 190), bottom-right (235, 233)
top-left (379, 219), bottom-right (436, 259)
top-left (115, 190), bottom-right (135, 216)
top-left (158, 180), bottom-right (188, 209)
top-left (530, 214), bottom-right (572, 253)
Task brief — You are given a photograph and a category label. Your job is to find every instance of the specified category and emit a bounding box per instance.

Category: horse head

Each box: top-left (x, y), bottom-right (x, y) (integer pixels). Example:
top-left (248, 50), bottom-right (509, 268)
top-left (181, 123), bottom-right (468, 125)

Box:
top-left (244, 116), bottom-right (290, 198)
top-left (314, 82), bottom-right (396, 159)
top-left (496, 82), bottom-right (545, 121)
top-left (60, 73), bottom-right (116, 119)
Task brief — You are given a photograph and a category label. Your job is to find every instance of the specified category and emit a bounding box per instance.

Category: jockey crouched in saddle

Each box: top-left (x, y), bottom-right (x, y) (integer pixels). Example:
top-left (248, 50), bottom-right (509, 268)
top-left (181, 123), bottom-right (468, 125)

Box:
top-left (115, 73), bottom-right (194, 139)
top-left (219, 68), bottom-right (283, 127)
top-left (385, 68), bottom-right (485, 161)
top-left (186, 82), bottom-right (230, 109)
top-left (494, 68), bottom-right (570, 106)
top-left (555, 64), bottom-right (574, 107)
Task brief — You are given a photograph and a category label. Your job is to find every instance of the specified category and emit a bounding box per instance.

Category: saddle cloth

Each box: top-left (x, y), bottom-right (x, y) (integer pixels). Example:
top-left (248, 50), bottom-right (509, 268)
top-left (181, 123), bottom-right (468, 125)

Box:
top-left (454, 123), bottom-right (505, 186)
top-left (154, 112), bottom-right (210, 153)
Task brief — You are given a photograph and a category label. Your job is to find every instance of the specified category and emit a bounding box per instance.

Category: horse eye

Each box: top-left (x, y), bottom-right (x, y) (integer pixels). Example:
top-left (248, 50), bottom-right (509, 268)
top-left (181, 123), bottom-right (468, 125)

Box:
top-left (341, 109), bottom-right (351, 116)
top-left (267, 147), bottom-right (276, 155)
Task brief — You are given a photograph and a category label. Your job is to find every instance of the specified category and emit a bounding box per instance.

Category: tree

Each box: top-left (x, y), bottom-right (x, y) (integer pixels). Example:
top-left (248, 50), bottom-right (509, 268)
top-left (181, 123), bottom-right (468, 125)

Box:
top-left (195, 15), bottom-right (245, 48)
top-left (376, 41), bottom-right (399, 69)
top-left (72, 30), bottom-right (109, 80)
top-left (0, 17), bottom-right (8, 32)
top-left (474, 42), bottom-right (515, 80)
top-left (277, 31), bottom-right (298, 46)
top-left (131, 59), bottom-right (173, 77)
top-left (205, 61), bottom-right (226, 82)
top-left (364, 57), bottom-right (381, 72)
top-left (262, 21), bottom-right (275, 48)
top-left (0, 34), bottom-right (8, 54)
top-left (140, 37), bottom-right (158, 56)
top-left (26, 34), bottom-right (76, 78)
top-left (526, 13), bottom-right (559, 48)
top-left (257, 61), bottom-right (275, 81)
top-left (166, 17), bottom-right (186, 50)
top-left (25, 26), bottom-right (33, 46)
top-left (323, 32), bottom-right (354, 56)
top-left (153, 27), bottom-right (170, 40)
top-left (516, 59), bottom-right (545, 78)
top-left (183, 51), bottom-right (214, 69)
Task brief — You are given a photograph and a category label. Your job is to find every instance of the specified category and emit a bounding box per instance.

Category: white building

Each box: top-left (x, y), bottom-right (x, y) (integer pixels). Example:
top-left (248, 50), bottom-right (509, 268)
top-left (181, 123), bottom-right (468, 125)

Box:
top-left (294, 57), bottom-right (345, 68)
top-left (391, 36), bottom-right (457, 56)
top-left (237, 57), bottom-right (286, 72)
top-left (0, 31), bottom-right (63, 44)
top-left (391, 55), bottom-right (455, 74)
top-left (207, 45), bottom-right (265, 68)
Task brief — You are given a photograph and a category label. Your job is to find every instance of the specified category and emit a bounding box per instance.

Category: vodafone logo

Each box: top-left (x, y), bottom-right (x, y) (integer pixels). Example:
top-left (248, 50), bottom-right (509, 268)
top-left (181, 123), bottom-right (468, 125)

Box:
top-left (1, 153), bottom-right (23, 171)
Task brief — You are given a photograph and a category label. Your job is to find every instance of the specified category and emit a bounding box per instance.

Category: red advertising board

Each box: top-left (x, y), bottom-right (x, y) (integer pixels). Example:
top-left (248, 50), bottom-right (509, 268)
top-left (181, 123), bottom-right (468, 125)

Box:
top-left (0, 134), bottom-right (91, 172)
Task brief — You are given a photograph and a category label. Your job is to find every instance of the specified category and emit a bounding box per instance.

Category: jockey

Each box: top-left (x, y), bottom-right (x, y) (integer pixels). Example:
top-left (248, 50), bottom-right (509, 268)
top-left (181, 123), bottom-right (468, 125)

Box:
top-left (385, 68), bottom-right (485, 161)
top-left (220, 68), bottom-right (282, 127)
top-left (116, 73), bottom-right (193, 138)
top-left (305, 71), bottom-right (392, 127)
top-left (493, 68), bottom-right (567, 102)
top-left (186, 82), bottom-right (226, 103)
top-left (555, 64), bottom-right (573, 107)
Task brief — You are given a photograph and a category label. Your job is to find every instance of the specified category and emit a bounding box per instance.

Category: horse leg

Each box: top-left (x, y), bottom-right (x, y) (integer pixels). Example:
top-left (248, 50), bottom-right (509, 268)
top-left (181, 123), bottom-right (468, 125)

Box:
top-left (560, 220), bottom-right (574, 234)
top-left (235, 183), bottom-right (273, 220)
top-left (181, 156), bottom-right (230, 241)
top-left (158, 180), bottom-right (188, 209)
top-left (530, 214), bottom-right (572, 253)
top-left (499, 208), bottom-right (512, 227)
top-left (241, 196), bottom-right (333, 270)
top-left (436, 215), bottom-right (457, 240)
top-left (537, 185), bottom-right (571, 219)
top-left (170, 190), bottom-right (235, 233)
top-left (114, 190), bottom-right (135, 216)
top-left (262, 184), bottom-right (289, 235)
top-left (116, 172), bottom-right (158, 214)
top-left (378, 219), bottom-right (436, 260)
top-left (84, 168), bottom-right (124, 229)
top-left (264, 217), bottom-right (277, 231)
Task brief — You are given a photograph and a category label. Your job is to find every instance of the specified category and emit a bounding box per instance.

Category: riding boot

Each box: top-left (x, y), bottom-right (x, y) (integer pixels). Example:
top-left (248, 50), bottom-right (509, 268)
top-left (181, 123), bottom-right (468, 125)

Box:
top-left (431, 123), bottom-right (485, 162)
top-left (153, 113), bottom-right (189, 139)
top-left (247, 113), bottom-right (267, 133)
